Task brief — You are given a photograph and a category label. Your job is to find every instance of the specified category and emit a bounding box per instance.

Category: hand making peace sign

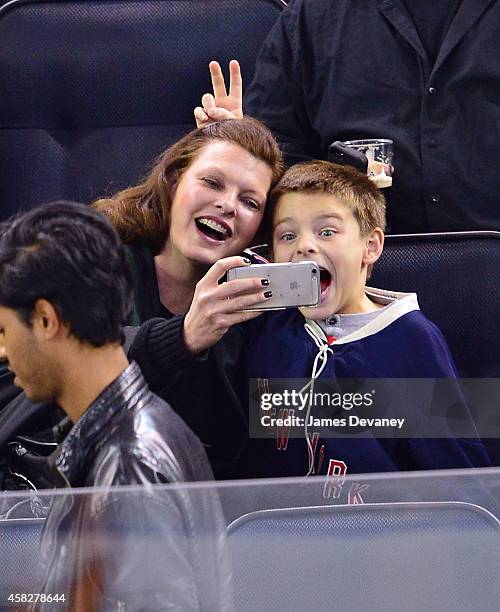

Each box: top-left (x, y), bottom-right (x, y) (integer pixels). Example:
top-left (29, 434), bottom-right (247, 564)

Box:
top-left (194, 60), bottom-right (243, 128)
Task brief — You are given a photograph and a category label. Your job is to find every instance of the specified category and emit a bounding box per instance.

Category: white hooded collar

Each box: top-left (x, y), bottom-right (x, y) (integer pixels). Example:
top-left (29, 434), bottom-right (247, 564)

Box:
top-left (305, 287), bottom-right (420, 345)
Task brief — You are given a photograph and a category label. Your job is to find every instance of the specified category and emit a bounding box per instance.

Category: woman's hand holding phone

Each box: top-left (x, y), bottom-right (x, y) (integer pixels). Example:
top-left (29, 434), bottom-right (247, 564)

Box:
top-left (183, 256), bottom-right (270, 355)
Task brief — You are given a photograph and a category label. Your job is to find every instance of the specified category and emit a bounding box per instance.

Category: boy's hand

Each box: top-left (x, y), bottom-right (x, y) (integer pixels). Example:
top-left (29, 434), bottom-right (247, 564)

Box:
top-left (194, 60), bottom-right (243, 128)
top-left (183, 256), bottom-right (270, 355)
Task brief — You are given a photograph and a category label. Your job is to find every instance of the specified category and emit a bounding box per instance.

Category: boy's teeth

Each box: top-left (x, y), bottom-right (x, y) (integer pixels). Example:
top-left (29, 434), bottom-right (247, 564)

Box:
top-left (319, 268), bottom-right (332, 293)
top-left (197, 218), bottom-right (228, 237)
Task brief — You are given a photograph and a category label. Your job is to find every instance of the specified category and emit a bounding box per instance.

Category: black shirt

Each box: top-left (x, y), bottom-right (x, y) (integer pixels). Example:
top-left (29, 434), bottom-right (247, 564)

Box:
top-left (0, 361), bottom-right (19, 413)
top-left (125, 243), bottom-right (248, 479)
top-left (401, 0), bottom-right (463, 65)
top-left (125, 242), bottom-right (173, 324)
top-left (245, 0), bottom-right (499, 233)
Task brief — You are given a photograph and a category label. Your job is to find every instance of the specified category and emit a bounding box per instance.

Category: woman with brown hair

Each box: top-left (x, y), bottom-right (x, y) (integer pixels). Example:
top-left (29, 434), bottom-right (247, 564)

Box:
top-left (94, 117), bottom-right (283, 477)
top-left (0, 116), bottom-right (282, 489)
top-left (94, 116), bottom-right (282, 326)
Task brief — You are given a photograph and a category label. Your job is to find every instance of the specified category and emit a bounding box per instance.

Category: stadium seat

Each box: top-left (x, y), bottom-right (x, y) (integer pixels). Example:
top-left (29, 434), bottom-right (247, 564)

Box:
top-left (370, 231), bottom-right (500, 464)
top-left (0, 517), bottom-right (44, 601)
top-left (371, 231), bottom-right (500, 376)
top-left (228, 502), bottom-right (500, 612)
top-left (0, 0), bottom-right (285, 219)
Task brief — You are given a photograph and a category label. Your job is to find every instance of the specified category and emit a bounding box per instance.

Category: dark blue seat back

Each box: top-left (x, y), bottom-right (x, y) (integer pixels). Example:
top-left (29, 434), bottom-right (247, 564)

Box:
top-left (228, 502), bottom-right (500, 612)
top-left (0, 0), bottom-right (284, 219)
top-left (370, 231), bottom-right (500, 464)
top-left (0, 518), bottom-right (44, 600)
top-left (371, 232), bottom-right (500, 378)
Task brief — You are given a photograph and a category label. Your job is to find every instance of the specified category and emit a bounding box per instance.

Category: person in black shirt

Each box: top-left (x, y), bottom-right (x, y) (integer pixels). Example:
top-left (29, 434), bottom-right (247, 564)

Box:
top-left (400, 0), bottom-right (463, 65)
top-left (197, 1), bottom-right (499, 234)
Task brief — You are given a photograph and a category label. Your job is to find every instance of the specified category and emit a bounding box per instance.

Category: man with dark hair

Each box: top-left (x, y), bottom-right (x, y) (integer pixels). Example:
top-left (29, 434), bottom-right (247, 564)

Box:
top-left (0, 202), bottom-right (133, 406)
top-left (0, 202), bottom-right (231, 610)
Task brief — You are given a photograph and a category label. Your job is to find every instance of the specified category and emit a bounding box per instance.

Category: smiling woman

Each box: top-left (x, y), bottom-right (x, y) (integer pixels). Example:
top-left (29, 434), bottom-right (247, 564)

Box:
top-left (92, 118), bottom-right (283, 479)
top-left (166, 139), bottom-right (271, 270)
top-left (0, 118), bottom-right (283, 487)
top-left (94, 118), bottom-right (283, 326)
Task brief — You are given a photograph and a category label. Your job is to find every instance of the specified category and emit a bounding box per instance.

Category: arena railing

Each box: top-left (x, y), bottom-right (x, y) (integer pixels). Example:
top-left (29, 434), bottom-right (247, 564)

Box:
top-left (0, 467), bottom-right (499, 610)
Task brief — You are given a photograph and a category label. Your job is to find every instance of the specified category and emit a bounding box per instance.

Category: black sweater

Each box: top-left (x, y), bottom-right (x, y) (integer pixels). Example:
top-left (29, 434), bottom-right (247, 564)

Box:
top-left (126, 243), bottom-right (248, 479)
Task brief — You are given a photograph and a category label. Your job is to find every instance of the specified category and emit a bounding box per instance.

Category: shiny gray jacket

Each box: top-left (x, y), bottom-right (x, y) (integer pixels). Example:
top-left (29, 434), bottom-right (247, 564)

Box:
top-left (37, 362), bottom-right (233, 611)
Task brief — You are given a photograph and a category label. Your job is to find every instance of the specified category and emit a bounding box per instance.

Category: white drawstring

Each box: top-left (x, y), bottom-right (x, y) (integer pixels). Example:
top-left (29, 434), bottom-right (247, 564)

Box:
top-left (301, 321), bottom-right (334, 476)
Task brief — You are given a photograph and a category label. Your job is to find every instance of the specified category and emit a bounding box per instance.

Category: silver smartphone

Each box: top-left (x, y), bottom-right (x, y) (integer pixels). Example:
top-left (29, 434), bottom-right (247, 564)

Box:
top-left (226, 260), bottom-right (320, 311)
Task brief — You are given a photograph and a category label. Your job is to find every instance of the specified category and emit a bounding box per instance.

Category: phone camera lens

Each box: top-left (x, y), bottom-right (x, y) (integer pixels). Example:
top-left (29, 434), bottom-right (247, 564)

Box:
top-left (312, 269), bottom-right (318, 274)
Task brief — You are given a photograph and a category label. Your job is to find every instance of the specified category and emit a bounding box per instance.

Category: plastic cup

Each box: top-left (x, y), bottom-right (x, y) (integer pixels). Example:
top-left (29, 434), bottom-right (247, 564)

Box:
top-left (342, 139), bottom-right (394, 188)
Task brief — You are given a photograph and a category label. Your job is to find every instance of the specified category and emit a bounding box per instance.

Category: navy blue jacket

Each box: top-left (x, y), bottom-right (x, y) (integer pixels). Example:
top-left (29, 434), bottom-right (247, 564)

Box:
top-left (242, 292), bottom-right (490, 478)
top-left (133, 290), bottom-right (491, 479)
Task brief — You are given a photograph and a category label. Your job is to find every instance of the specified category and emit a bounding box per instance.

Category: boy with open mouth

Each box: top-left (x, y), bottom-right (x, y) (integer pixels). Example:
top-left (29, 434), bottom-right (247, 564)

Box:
top-left (131, 161), bottom-right (490, 481)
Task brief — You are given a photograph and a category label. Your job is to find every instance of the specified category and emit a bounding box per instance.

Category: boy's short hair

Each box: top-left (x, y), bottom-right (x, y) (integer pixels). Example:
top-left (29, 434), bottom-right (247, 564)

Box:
top-left (266, 160), bottom-right (386, 241)
top-left (0, 201), bottom-right (133, 347)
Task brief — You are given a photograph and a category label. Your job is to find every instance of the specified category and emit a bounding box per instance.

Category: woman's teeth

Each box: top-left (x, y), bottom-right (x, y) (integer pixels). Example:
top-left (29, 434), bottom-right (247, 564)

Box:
top-left (195, 218), bottom-right (229, 241)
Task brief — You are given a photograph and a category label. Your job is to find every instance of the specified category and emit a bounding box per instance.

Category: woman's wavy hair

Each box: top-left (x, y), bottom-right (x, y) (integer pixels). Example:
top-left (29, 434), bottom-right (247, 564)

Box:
top-left (93, 117), bottom-right (283, 255)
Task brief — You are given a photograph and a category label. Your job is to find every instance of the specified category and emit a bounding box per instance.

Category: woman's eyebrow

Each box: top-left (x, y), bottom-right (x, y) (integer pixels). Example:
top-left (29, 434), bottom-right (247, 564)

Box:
top-left (199, 167), bottom-right (265, 198)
